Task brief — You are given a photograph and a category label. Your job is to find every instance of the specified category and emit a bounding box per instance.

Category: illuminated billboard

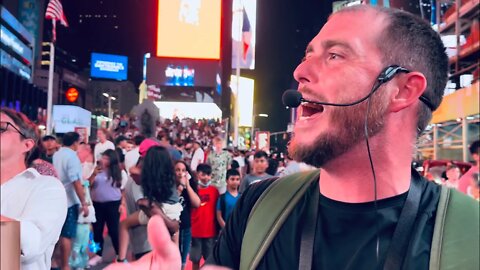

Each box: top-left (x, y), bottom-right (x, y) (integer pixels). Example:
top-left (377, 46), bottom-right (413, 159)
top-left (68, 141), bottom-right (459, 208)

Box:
top-left (232, 0), bottom-right (256, 69)
top-left (146, 57), bottom-right (219, 87)
top-left (154, 101), bottom-right (222, 120)
top-left (90, 53), bottom-right (128, 80)
top-left (156, 0), bottom-right (221, 59)
top-left (231, 75), bottom-right (254, 127)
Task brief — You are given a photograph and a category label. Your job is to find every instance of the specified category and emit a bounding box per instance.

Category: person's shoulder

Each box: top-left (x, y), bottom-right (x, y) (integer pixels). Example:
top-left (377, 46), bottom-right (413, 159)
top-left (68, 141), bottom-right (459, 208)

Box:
top-left (240, 178), bottom-right (278, 207)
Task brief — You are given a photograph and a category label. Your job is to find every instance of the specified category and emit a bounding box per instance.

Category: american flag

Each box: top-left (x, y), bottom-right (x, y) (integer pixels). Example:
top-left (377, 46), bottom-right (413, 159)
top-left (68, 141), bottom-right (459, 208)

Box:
top-left (45, 0), bottom-right (68, 42)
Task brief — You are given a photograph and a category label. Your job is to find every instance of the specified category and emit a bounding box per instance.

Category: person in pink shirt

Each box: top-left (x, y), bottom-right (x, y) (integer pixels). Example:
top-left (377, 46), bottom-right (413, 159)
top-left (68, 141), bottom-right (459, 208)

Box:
top-left (458, 140), bottom-right (479, 194)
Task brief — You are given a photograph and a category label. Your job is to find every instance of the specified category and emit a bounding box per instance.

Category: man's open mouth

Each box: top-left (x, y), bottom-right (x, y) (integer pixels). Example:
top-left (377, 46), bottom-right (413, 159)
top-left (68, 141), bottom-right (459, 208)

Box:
top-left (300, 103), bottom-right (324, 118)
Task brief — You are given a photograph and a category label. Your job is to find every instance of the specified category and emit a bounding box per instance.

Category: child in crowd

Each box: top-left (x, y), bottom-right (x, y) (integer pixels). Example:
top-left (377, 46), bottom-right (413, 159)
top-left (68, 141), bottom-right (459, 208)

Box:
top-left (190, 163), bottom-right (219, 270)
top-left (117, 145), bottom-right (182, 262)
top-left (216, 169), bottom-right (241, 228)
top-left (69, 180), bottom-right (96, 269)
top-left (239, 150), bottom-right (273, 193)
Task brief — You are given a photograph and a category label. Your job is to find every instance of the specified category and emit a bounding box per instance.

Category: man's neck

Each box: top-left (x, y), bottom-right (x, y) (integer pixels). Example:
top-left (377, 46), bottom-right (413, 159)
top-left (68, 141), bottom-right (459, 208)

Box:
top-left (1, 159), bottom-right (27, 185)
top-left (318, 131), bottom-right (414, 203)
top-left (252, 171), bottom-right (266, 177)
top-left (227, 188), bottom-right (239, 195)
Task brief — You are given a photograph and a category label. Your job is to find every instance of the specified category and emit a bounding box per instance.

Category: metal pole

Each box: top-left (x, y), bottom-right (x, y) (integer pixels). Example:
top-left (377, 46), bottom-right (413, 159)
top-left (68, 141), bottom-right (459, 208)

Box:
top-left (108, 97), bottom-right (112, 120)
top-left (46, 42), bottom-right (55, 135)
top-left (462, 117), bottom-right (468, 162)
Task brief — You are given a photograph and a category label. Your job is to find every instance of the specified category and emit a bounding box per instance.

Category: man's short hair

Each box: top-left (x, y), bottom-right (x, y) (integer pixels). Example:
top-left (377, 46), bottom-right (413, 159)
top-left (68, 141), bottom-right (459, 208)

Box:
top-left (336, 5), bottom-right (449, 135)
top-left (115, 135), bottom-right (127, 146)
top-left (226, 168), bottom-right (240, 180)
top-left (63, 132), bottom-right (80, 147)
top-left (133, 135), bottom-right (146, 146)
top-left (469, 140), bottom-right (480, 155)
top-left (42, 135), bottom-right (56, 142)
top-left (196, 163), bottom-right (212, 175)
top-left (254, 150), bottom-right (268, 160)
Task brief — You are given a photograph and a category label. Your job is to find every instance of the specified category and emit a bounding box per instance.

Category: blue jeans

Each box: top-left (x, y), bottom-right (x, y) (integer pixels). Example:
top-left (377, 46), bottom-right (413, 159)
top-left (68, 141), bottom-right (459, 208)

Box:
top-left (179, 228), bottom-right (192, 266)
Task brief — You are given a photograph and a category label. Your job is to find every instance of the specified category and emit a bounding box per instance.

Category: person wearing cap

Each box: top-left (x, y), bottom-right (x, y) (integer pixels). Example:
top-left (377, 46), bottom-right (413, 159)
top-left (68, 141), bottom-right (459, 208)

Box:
top-left (40, 135), bottom-right (58, 164)
top-left (190, 141), bottom-right (205, 172)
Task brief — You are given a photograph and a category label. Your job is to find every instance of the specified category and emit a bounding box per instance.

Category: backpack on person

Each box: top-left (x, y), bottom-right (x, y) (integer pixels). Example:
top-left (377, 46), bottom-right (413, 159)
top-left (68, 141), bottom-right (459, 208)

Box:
top-left (240, 170), bottom-right (480, 270)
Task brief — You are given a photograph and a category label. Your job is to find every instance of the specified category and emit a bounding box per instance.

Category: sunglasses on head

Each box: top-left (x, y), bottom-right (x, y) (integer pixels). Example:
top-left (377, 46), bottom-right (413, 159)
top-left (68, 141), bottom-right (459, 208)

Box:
top-left (0, 121), bottom-right (26, 138)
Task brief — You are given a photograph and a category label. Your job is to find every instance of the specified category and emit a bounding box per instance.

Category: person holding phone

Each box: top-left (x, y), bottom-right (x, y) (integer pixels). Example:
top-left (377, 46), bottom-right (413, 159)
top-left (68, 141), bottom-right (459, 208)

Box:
top-left (175, 160), bottom-right (201, 269)
top-left (88, 149), bottom-right (124, 266)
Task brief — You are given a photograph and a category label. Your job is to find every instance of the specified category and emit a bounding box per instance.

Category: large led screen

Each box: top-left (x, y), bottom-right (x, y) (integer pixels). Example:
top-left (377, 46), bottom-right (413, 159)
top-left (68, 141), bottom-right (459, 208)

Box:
top-left (232, 0), bottom-right (256, 69)
top-left (231, 75), bottom-right (254, 127)
top-left (146, 57), bottom-right (219, 87)
top-left (156, 0), bottom-right (221, 59)
top-left (90, 53), bottom-right (128, 81)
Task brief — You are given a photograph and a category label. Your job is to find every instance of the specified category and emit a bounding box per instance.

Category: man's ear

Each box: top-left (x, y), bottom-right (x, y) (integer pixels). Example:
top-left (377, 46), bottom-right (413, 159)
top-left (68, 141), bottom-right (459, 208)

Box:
top-left (389, 72), bottom-right (427, 113)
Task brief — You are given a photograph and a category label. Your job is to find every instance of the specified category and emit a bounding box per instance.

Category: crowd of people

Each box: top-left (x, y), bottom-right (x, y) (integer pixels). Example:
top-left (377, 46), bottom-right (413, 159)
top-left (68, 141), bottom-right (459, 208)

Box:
top-left (1, 106), bottom-right (315, 270)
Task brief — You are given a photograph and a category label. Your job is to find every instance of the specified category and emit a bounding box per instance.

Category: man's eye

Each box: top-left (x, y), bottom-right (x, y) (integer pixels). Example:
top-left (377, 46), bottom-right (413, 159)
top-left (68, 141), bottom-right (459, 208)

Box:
top-left (328, 53), bottom-right (341, 60)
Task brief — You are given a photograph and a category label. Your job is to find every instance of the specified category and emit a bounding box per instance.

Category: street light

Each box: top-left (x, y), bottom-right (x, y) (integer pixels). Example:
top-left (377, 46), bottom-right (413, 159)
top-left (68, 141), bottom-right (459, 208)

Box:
top-left (252, 113), bottom-right (269, 145)
top-left (102, 92), bottom-right (117, 120)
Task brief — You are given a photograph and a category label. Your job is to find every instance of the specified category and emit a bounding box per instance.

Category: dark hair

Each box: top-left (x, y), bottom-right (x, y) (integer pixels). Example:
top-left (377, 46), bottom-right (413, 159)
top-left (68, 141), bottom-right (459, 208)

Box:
top-left (469, 140), bottom-right (480, 155)
top-left (115, 147), bottom-right (125, 163)
top-left (266, 158), bottom-right (279, 176)
top-left (175, 160), bottom-right (198, 192)
top-left (141, 146), bottom-right (175, 203)
top-left (102, 149), bottom-right (122, 188)
top-left (133, 135), bottom-right (146, 146)
top-left (196, 163), bottom-right (212, 175)
top-left (446, 164), bottom-right (460, 171)
top-left (254, 150), bottom-right (268, 159)
top-left (226, 168), bottom-right (240, 180)
top-left (62, 132), bottom-right (80, 147)
top-left (1, 108), bottom-right (39, 164)
top-left (42, 135), bottom-right (56, 142)
top-left (336, 6), bottom-right (448, 135)
top-left (115, 135), bottom-right (127, 146)
top-left (231, 160), bottom-right (240, 170)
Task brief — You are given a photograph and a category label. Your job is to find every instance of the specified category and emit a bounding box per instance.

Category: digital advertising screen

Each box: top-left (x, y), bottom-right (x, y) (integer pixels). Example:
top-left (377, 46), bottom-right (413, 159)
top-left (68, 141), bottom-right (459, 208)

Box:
top-left (156, 0), bottom-right (221, 59)
top-left (90, 52), bottom-right (128, 80)
top-left (53, 105), bottom-right (92, 134)
top-left (231, 75), bottom-right (254, 127)
top-left (232, 0), bottom-right (256, 69)
top-left (146, 57), bottom-right (219, 87)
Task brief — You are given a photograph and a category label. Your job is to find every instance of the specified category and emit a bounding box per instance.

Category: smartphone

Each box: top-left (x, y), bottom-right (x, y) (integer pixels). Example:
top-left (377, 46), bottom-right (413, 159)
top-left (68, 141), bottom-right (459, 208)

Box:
top-left (186, 172), bottom-right (191, 180)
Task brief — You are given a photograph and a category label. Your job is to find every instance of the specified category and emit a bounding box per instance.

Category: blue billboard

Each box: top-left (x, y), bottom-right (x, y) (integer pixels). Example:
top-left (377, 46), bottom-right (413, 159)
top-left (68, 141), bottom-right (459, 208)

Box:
top-left (90, 52), bottom-right (128, 80)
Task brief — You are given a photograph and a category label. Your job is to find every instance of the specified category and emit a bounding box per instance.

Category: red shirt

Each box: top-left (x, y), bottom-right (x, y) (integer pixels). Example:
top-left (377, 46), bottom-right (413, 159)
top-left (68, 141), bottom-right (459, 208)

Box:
top-left (191, 185), bottom-right (219, 238)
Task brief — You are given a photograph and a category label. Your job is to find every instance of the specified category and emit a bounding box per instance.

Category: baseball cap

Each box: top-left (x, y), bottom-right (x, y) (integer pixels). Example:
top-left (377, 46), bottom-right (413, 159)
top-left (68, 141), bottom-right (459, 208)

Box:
top-left (139, 138), bottom-right (160, 157)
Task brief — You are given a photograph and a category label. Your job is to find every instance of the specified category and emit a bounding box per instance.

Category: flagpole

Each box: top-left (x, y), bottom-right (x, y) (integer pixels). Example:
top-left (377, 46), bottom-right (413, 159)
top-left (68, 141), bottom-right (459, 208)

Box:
top-left (46, 22), bottom-right (55, 135)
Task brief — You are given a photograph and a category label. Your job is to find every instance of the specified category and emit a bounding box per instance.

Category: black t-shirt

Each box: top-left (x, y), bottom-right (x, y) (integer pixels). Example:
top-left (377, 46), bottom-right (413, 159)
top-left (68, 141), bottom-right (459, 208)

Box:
top-left (179, 178), bottom-right (198, 230)
top-left (209, 174), bottom-right (441, 270)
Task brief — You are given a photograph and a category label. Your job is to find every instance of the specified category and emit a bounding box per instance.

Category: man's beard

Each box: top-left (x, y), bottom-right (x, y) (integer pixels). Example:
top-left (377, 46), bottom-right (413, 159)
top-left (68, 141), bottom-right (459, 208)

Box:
top-left (288, 91), bottom-right (388, 168)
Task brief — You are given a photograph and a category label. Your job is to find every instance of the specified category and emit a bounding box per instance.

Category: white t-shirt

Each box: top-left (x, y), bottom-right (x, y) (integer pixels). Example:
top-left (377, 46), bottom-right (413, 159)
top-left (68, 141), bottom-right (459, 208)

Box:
top-left (124, 147), bottom-right (140, 174)
top-left (190, 147), bottom-right (205, 171)
top-left (0, 168), bottom-right (67, 270)
top-left (94, 140), bottom-right (115, 163)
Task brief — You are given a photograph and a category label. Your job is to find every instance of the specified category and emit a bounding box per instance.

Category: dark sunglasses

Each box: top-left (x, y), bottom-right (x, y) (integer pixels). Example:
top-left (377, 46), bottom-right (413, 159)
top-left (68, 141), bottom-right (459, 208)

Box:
top-left (0, 121), bottom-right (26, 138)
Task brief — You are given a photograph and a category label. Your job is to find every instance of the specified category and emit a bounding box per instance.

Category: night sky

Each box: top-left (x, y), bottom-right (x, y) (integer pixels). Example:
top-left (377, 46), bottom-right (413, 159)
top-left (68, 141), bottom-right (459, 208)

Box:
top-left (54, 0), bottom-right (332, 132)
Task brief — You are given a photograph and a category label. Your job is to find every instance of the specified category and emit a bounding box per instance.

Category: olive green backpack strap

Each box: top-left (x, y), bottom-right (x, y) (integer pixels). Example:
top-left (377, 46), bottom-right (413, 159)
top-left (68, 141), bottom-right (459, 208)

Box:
top-left (239, 169), bottom-right (320, 270)
top-left (430, 186), bottom-right (480, 270)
